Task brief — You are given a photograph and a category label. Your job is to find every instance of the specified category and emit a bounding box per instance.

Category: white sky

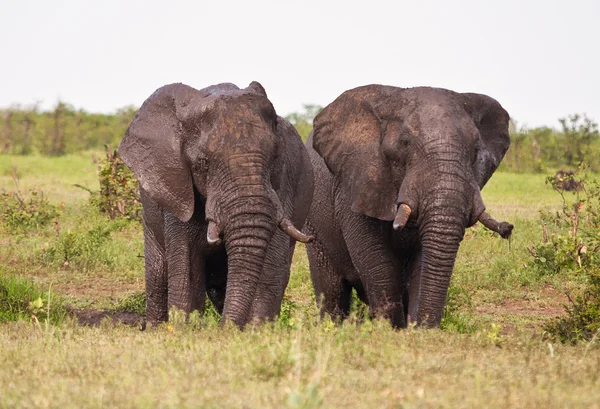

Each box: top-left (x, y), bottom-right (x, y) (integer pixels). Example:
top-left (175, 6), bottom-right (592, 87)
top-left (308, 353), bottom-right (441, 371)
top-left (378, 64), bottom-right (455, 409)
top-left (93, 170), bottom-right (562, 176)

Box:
top-left (1, 0), bottom-right (598, 128)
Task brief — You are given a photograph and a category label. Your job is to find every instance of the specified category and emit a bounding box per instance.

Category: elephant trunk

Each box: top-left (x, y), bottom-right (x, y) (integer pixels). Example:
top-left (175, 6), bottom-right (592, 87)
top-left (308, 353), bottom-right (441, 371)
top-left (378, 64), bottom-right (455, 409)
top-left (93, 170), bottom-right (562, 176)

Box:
top-left (221, 195), bottom-right (276, 328)
top-left (410, 186), bottom-right (467, 327)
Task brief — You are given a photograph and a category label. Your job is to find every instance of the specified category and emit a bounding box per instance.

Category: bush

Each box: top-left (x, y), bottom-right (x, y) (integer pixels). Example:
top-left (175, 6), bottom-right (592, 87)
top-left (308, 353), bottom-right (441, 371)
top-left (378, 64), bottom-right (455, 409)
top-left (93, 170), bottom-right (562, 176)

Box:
top-left (0, 171), bottom-right (59, 231)
top-left (90, 146), bottom-right (141, 221)
top-left (42, 216), bottom-right (130, 270)
top-left (527, 166), bottom-right (600, 342)
top-left (545, 269), bottom-right (600, 343)
top-left (0, 274), bottom-right (66, 324)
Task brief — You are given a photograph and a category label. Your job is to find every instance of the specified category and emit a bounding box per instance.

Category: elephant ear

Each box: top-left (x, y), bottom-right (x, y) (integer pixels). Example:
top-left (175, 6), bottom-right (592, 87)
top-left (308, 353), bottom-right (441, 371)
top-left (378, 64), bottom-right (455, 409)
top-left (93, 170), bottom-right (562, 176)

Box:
top-left (244, 81), bottom-right (268, 97)
top-left (313, 86), bottom-right (398, 221)
top-left (461, 93), bottom-right (511, 189)
top-left (118, 83), bottom-right (196, 222)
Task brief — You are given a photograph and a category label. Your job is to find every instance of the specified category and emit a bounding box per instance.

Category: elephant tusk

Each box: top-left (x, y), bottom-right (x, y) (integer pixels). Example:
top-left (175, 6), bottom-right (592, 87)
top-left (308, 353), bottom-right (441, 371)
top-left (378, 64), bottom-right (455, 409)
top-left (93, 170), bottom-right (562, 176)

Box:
top-left (478, 212), bottom-right (513, 239)
top-left (279, 218), bottom-right (314, 243)
top-left (393, 203), bottom-right (412, 230)
top-left (207, 220), bottom-right (222, 245)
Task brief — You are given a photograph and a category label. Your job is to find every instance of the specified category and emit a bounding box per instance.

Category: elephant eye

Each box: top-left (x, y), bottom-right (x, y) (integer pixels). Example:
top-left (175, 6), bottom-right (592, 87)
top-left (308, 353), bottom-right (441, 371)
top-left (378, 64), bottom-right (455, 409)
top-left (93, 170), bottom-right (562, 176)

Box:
top-left (194, 158), bottom-right (208, 172)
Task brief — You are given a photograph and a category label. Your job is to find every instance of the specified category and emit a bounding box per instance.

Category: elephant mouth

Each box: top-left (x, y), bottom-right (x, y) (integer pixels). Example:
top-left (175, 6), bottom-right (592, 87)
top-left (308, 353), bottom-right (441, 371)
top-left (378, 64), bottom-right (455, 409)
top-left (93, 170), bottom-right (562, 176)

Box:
top-left (207, 217), bottom-right (313, 245)
top-left (205, 189), bottom-right (314, 246)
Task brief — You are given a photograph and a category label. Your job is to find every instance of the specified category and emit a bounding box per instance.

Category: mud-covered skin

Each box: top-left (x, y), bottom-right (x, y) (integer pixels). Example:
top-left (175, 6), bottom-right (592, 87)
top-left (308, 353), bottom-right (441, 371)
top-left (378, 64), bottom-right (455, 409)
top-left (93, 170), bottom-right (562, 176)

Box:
top-left (119, 82), bottom-right (313, 328)
top-left (306, 85), bottom-right (512, 328)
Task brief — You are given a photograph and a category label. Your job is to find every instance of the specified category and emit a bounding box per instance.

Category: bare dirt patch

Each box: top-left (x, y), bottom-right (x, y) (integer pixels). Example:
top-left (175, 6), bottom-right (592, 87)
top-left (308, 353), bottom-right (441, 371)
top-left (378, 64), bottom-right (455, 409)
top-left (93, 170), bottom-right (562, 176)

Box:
top-left (476, 284), bottom-right (568, 333)
top-left (67, 307), bottom-right (143, 327)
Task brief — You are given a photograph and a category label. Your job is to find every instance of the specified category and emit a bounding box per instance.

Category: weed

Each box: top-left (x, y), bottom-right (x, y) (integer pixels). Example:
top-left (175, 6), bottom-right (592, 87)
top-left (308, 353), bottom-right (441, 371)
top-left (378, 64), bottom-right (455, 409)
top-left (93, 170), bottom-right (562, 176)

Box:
top-left (279, 296), bottom-right (297, 329)
top-left (0, 169), bottom-right (59, 231)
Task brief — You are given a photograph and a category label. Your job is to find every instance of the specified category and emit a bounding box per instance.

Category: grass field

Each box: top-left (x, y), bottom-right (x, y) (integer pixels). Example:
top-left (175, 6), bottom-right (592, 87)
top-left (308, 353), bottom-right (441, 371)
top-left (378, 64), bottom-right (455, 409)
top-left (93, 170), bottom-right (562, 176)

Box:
top-left (1, 152), bottom-right (599, 408)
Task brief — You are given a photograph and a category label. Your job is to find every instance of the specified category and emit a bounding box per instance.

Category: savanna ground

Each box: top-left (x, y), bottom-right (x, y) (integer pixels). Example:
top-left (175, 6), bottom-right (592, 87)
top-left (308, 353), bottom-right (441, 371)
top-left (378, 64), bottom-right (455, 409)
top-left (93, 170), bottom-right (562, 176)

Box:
top-left (1, 152), bottom-right (599, 409)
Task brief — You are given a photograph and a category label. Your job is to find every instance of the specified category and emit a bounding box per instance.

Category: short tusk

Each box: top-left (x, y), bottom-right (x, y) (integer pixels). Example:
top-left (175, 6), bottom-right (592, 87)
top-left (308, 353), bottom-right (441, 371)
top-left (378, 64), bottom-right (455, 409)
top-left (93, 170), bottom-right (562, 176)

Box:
top-left (393, 203), bottom-right (412, 230)
top-left (478, 212), bottom-right (513, 239)
top-left (279, 218), bottom-right (313, 243)
top-left (207, 220), bottom-right (221, 245)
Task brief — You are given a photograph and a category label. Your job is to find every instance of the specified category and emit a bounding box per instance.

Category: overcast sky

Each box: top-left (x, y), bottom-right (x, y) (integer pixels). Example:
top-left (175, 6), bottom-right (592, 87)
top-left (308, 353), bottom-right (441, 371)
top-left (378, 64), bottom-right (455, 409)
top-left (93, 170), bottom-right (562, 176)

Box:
top-left (1, 0), bottom-right (598, 128)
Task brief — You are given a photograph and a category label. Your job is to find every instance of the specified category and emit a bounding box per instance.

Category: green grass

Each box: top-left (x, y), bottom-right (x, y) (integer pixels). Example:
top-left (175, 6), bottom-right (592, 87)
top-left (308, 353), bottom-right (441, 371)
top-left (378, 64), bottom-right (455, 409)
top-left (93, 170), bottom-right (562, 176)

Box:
top-left (481, 172), bottom-right (563, 219)
top-left (1, 155), bottom-right (599, 408)
top-left (0, 151), bottom-right (101, 203)
top-left (0, 273), bottom-right (67, 324)
top-left (1, 320), bottom-right (599, 408)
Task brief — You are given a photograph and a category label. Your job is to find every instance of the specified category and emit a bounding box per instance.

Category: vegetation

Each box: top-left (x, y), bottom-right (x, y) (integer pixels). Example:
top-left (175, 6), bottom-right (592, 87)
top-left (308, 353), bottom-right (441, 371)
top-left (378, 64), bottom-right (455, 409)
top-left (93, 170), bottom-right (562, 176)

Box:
top-left (0, 274), bottom-right (66, 325)
top-left (525, 167), bottom-right (600, 343)
top-left (0, 173), bottom-right (60, 232)
top-left (501, 114), bottom-right (600, 173)
top-left (88, 146), bottom-right (141, 221)
top-left (0, 103), bottom-right (136, 156)
top-left (284, 104), bottom-right (322, 141)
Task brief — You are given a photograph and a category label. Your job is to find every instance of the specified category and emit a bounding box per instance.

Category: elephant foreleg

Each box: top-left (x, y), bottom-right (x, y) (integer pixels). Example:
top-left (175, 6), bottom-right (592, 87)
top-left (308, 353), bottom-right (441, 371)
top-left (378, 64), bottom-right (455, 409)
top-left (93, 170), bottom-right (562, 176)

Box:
top-left (340, 212), bottom-right (405, 328)
top-left (141, 188), bottom-right (168, 326)
top-left (305, 223), bottom-right (353, 322)
top-left (164, 212), bottom-right (206, 316)
top-left (143, 227), bottom-right (168, 326)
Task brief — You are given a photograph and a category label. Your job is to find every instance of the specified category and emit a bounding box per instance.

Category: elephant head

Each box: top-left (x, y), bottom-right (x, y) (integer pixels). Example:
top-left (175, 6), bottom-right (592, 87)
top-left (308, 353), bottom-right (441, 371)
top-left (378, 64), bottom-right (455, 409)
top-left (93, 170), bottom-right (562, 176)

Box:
top-left (312, 85), bottom-right (511, 327)
top-left (119, 81), bottom-right (311, 326)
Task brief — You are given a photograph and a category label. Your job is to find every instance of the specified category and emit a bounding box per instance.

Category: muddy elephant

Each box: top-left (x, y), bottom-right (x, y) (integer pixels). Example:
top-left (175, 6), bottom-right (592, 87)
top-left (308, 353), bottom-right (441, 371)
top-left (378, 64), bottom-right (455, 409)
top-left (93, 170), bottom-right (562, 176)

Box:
top-left (305, 85), bottom-right (513, 328)
top-left (119, 81), bottom-right (313, 328)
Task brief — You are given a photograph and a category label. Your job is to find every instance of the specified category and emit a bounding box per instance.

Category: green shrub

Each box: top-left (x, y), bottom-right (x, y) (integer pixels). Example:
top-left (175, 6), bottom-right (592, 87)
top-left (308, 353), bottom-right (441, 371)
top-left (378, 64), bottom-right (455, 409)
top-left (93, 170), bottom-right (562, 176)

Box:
top-left (42, 213), bottom-right (130, 271)
top-left (90, 146), bottom-right (141, 221)
top-left (527, 166), bottom-right (600, 342)
top-left (545, 268), bottom-right (600, 344)
top-left (0, 173), bottom-right (59, 231)
top-left (0, 274), bottom-right (66, 324)
top-left (278, 296), bottom-right (297, 329)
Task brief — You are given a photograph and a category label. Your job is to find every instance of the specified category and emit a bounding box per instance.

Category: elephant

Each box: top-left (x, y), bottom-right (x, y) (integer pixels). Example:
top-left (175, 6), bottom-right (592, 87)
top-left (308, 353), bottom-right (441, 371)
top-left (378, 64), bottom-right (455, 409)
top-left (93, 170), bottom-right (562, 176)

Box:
top-left (304, 85), bottom-right (513, 328)
top-left (118, 81), bottom-right (314, 328)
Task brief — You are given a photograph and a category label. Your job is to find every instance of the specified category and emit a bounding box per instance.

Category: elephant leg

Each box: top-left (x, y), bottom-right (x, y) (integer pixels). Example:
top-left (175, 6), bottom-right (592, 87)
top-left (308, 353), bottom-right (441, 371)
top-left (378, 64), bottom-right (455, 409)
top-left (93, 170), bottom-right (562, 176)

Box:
top-left (140, 188), bottom-right (168, 326)
top-left (248, 229), bottom-right (293, 322)
top-left (340, 212), bottom-right (405, 328)
top-left (305, 225), bottom-right (353, 322)
top-left (143, 226), bottom-right (168, 325)
top-left (164, 212), bottom-right (205, 315)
